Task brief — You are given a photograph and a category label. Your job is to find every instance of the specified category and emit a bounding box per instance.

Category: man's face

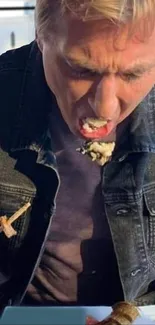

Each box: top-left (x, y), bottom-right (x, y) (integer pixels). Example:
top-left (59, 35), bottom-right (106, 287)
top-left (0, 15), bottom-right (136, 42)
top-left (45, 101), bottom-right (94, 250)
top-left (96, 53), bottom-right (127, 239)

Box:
top-left (39, 17), bottom-right (155, 140)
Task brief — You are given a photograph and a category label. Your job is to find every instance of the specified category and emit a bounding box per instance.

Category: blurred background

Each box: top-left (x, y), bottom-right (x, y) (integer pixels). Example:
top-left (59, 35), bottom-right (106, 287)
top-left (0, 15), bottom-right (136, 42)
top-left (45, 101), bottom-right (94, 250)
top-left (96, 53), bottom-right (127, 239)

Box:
top-left (0, 0), bottom-right (35, 54)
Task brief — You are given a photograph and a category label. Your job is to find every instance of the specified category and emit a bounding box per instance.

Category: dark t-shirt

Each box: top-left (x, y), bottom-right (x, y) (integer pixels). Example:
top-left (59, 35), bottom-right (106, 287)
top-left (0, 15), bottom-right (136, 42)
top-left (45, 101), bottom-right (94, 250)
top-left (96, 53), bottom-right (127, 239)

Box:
top-left (25, 106), bottom-right (123, 306)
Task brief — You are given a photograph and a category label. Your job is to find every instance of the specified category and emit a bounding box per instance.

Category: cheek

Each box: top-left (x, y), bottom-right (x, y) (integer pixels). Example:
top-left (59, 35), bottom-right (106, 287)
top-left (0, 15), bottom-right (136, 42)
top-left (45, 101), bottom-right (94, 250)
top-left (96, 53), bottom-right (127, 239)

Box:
top-left (66, 79), bottom-right (93, 100)
top-left (44, 63), bottom-right (63, 95)
top-left (131, 80), bottom-right (155, 105)
top-left (43, 57), bottom-right (91, 105)
top-left (120, 76), bottom-right (155, 108)
top-left (119, 80), bottom-right (155, 122)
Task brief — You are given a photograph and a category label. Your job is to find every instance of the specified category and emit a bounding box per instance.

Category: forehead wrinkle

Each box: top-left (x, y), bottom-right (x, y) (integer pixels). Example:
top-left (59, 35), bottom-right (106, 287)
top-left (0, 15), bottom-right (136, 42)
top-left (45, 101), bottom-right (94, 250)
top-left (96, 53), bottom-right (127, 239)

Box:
top-left (64, 45), bottom-right (109, 72)
top-left (64, 49), bottom-right (155, 75)
top-left (65, 55), bottom-right (107, 71)
top-left (63, 36), bottom-right (155, 74)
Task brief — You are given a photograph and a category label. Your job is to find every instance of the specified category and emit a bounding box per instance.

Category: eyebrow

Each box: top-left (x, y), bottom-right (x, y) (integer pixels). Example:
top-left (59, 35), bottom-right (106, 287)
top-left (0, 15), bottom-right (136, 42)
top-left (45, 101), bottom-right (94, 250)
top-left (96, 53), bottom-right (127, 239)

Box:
top-left (65, 56), bottom-right (155, 75)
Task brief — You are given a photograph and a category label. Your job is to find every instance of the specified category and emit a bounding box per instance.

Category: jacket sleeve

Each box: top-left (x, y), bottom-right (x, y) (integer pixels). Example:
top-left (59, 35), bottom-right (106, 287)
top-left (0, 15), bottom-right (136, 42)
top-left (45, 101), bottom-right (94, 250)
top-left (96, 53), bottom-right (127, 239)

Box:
top-left (0, 44), bottom-right (33, 312)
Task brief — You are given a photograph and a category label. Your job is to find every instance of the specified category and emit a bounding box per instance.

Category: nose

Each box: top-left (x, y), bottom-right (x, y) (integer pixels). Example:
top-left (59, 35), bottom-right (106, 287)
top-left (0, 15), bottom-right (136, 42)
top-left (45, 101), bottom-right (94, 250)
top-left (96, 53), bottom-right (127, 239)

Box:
top-left (89, 75), bottom-right (120, 120)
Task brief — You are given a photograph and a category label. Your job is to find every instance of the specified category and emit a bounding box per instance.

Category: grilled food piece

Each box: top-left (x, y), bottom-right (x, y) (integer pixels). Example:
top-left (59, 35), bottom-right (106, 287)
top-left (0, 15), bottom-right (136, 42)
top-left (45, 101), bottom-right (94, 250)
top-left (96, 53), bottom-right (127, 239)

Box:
top-left (87, 302), bottom-right (140, 325)
top-left (86, 302), bottom-right (139, 325)
top-left (76, 141), bottom-right (115, 166)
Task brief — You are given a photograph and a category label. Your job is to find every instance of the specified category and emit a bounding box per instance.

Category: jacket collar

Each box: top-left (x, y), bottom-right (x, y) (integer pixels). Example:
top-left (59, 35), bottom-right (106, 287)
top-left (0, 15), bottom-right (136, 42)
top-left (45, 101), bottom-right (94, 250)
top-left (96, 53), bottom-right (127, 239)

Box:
top-left (115, 86), bottom-right (155, 158)
top-left (129, 85), bottom-right (155, 152)
top-left (10, 41), bottom-right (55, 154)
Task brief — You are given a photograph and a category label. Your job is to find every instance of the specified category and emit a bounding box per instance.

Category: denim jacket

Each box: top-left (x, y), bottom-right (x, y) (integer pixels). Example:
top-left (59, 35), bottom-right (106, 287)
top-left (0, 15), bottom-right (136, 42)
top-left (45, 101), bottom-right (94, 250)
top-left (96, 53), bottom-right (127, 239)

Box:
top-left (0, 41), bottom-right (155, 310)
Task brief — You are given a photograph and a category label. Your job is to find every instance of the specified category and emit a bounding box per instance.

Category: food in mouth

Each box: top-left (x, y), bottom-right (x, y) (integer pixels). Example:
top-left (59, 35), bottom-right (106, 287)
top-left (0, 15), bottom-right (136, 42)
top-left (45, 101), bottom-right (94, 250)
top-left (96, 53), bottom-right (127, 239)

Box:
top-left (79, 117), bottom-right (113, 139)
top-left (77, 117), bottom-right (115, 166)
top-left (86, 302), bottom-right (140, 325)
top-left (76, 140), bottom-right (115, 166)
top-left (82, 117), bottom-right (108, 132)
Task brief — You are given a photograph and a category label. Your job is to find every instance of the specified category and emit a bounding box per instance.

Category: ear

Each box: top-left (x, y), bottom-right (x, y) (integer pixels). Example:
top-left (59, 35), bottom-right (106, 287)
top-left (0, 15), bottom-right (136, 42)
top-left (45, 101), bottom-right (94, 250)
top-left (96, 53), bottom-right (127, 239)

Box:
top-left (35, 31), bottom-right (43, 52)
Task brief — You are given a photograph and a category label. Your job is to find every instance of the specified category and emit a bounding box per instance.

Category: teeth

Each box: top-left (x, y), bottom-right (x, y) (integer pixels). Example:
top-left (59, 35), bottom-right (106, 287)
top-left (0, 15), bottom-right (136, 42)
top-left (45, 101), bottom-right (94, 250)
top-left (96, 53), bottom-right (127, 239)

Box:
top-left (82, 123), bottom-right (93, 133)
top-left (82, 118), bottom-right (108, 130)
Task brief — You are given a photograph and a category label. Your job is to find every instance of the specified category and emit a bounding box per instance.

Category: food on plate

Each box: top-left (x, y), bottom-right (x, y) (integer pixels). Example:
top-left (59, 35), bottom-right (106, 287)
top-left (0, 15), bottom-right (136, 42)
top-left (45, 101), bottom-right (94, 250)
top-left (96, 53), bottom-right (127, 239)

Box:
top-left (86, 302), bottom-right (140, 325)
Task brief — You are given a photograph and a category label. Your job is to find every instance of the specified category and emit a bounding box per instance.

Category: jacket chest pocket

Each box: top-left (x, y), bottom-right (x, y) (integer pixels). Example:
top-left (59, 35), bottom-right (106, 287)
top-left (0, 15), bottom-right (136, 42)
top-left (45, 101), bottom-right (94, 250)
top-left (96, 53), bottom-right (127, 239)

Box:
top-left (0, 187), bottom-right (34, 276)
top-left (144, 189), bottom-right (155, 257)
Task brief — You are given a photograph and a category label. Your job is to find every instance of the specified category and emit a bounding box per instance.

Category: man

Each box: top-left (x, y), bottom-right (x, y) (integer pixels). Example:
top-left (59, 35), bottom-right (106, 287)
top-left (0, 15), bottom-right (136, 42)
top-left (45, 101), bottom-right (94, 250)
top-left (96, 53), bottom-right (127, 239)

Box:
top-left (0, 0), bottom-right (155, 310)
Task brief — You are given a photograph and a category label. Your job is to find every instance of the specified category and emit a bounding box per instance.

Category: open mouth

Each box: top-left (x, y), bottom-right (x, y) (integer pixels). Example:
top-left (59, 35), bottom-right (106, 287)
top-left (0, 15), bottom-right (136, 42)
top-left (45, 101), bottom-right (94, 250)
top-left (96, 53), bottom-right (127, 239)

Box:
top-left (79, 117), bottom-right (113, 139)
top-left (82, 117), bottom-right (108, 131)
top-left (77, 117), bottom-right (116, 166)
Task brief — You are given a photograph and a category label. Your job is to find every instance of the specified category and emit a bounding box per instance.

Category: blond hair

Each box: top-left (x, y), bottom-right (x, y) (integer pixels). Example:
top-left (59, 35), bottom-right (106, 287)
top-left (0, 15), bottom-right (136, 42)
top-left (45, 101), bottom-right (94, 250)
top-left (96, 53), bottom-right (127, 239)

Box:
top-left (35, 0), bottom-right (155, 38)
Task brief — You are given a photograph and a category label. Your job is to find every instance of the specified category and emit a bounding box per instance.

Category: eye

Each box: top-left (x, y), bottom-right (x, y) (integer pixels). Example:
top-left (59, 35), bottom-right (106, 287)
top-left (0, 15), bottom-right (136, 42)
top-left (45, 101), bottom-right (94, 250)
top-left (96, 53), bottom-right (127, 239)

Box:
top-left (122, 73), bottom-right (141, 82)
top-left (65, 60), bottom-right (97, 79)
top-left (70, 67), bottom-right (97, 79)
